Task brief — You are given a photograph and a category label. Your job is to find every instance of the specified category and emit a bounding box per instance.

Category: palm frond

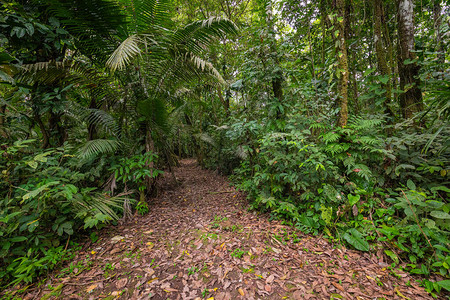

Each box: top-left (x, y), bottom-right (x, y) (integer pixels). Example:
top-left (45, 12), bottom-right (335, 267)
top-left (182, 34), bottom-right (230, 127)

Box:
top-left (45, 0), bottom-right (127, 62)
top-left (73, 192), bottom-right (132, 221)
top-left (107, 34), bottom-right (158, 71)
top-left (172, 17), bottom-right (238, 55)
top-left (188, 53), bottom-right (225, 84)
top-left (119, 0), bottom-right (173, 32)
top-left (77, 139), bottom-right (120, 160)
top-left (87, 109), bottom-right (121, 137)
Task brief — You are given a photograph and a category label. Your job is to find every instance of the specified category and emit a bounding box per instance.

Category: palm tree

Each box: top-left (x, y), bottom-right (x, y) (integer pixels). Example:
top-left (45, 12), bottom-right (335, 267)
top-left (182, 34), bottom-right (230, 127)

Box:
top-left (44, 0), bottom-right (237, 194)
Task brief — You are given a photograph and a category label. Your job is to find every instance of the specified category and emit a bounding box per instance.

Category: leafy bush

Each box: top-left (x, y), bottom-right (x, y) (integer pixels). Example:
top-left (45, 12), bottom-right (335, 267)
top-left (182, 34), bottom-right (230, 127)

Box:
top-left (229, 112), bottom-right (449, 293)
top-left (110, 151), bottom-right (164, 201)
top-left (0, 140), bottom-right (125, 286)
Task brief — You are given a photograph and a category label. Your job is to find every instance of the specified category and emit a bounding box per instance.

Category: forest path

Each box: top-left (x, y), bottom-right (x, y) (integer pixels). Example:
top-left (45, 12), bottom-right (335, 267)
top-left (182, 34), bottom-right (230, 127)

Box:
top-left (34, 159), bottom-right (432, 300)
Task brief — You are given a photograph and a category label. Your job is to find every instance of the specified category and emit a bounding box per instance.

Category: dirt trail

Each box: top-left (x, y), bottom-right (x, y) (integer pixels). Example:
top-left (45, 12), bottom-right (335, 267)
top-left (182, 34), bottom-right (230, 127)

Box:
top-left (21, 160), bottom-right (433, 299)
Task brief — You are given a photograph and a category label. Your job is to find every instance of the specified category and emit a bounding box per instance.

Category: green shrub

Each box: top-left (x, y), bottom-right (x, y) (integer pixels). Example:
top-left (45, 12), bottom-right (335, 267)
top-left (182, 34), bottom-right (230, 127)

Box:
top-left (0, 140), bottom-right (124, 286)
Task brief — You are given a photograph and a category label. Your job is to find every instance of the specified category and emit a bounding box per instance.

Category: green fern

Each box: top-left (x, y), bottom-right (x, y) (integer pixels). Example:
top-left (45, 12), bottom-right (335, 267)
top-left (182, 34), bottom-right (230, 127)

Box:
top-left (348, 116), bottom-right (384, 131)
top-left (322, 131), bottom-right (340, 144)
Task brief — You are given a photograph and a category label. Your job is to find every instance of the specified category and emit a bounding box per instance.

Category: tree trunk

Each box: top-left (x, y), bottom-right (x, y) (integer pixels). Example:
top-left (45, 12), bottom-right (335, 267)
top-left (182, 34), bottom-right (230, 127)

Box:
top-left (145, 122), bottom-right (156, 195)
top-left (336, 0), bottom-right (349, 127)
top-left (35, 112), bottom-right (49, 149)
top-left (373, 0), bottom-right (394, 118)
top-left (265, 1), bottom-right (283, 119)
top-left (0, 105), bottom-right (8, 139)
top-left (217, 86), bottom-right (230, 115)
top-left (433, 0), bottom-right (445, 65)
top-left (88, 98), bottom-right (98, 140)
top-left (397, 0), bottom-right (423, 119)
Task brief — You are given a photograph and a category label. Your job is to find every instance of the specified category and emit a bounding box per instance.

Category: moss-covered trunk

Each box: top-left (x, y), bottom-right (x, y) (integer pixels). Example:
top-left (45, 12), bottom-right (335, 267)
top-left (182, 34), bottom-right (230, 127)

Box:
top-left (374, 0), bottom-right (394, 118)
top-left (397, 0), bottom-right (423, 119)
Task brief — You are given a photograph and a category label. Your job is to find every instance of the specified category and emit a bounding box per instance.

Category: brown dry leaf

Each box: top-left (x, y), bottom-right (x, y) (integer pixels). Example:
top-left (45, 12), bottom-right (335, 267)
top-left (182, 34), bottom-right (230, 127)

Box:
top-left (332, 282), bottom-right (345, 292)
top-left (265, 274), bottom-right (275, 284)
top-left (117, 277), bottom-right (128, 289)
top-left (216, 292), bottom-right (232, 300)
top-left (292, 290), bottom-right (304, 300)
top-left (238, 288), bottom-right (245, 296)
top-left (85, 284), bottom-right (98, 293)
top-left (223, 280), bottom-right (231, 289)
top-left (264, 284), bottom-right (272, 292)
top-left (144, 268), bottom-right (155, 276)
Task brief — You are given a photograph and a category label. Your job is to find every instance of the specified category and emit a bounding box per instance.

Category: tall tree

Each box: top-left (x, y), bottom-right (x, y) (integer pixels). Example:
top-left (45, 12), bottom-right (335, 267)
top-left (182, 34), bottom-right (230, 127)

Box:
top-left (265, 1), bottom-right (284, 119)
top-left (373, 0), bottom-right (394, 118)
top-left (336, 0), bottom-right (350, 127)
top-left (397, 0), bottom-right (423, 119)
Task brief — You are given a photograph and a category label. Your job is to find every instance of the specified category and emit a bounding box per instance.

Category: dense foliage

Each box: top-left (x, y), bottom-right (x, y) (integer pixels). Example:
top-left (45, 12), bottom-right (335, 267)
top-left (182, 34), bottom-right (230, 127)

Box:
top-left (0, 0), bottom-right (449, 296)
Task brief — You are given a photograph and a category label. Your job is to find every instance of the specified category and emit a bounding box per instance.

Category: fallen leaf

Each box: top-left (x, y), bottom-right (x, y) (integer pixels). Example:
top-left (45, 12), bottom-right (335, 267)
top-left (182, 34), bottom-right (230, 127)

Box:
top-left (110, 247), bottom-right (121, 255)
top-left (264, 284), bottom-right (272, 292)
top-left (117, 277), bottom-right (128, 289)
top-left (111, 235), bottom-right (125, 243)
top-left (144, 268), bottom-right (155, 276)
top-left (86, 284), bottom-right (98, 293)
top-left (395, 287), bottom-right (410, 299)
top-left (215, 292), bottom-right (232, 300)
top-left (238, 288), bottom-right (245, 296)
top-left (266, 274), bottom-right (275, 284)
top-left (292, 290), bottom-right (304, 300)
top-left (332, 282), bottom-right (345, 292)
top-left (148, 277), bottom-right (159, 284)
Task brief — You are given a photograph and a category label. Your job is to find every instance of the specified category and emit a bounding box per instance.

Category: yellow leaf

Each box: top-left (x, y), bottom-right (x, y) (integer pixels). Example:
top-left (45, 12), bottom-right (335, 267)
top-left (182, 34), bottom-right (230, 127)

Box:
top-left (148, 277), bottom-right (159, 284)
top-left (238, 288), bottom-right (245, 296)
top-left (220, 242), bottom-right (225, 248)
top-left (395, 287), bottom-right (410, 299)
top-left (207, 297), bottom-right (214, 300)
top-left (91, 251), bottom-right (96, 255)
top-left (193, 209), bottom-right (196, 212)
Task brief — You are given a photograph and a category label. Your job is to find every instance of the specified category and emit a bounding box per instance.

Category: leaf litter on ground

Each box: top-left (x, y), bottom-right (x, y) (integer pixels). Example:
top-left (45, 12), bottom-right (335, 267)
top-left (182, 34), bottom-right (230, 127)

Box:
top-left (11, 160), bottom-right (439, 300)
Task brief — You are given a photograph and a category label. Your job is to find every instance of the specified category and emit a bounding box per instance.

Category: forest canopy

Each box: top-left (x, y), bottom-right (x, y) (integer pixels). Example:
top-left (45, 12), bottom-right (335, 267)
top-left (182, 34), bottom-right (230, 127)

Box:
top-left (0, 0), bottom-right (449, 296)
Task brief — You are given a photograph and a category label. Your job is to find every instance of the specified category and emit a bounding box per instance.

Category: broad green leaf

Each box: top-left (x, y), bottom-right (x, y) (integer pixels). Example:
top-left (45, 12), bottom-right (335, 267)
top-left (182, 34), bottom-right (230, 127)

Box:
top-left (26, 161), bottom-right (38, 169)
top-left (10, 236), bottom-right (27, 242)
top-left (430, 211), bottom-right (450, 219)
top-left (22, 181), bottom-right (60, 202)
top-left (348, 194), bottom-right (360, 206)
top-left (433, 245), bottom-right (450, 253)
top-left (343, 228), bottom-right (369, 252)
top-left (384, 250), bottom-right (399, 264)
top-left (406, 179), bottom-right (416, 190)
top-left (436, 280), bottom-right (450, 291)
